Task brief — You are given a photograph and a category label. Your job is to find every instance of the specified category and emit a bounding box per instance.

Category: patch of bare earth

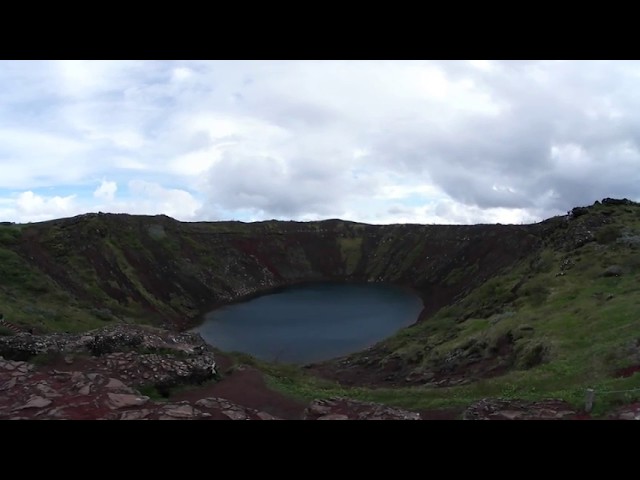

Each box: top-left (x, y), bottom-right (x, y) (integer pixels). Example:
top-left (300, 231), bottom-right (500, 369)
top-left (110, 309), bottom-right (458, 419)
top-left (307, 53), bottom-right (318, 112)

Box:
top-left (170, 354), bottom-right (307, 420)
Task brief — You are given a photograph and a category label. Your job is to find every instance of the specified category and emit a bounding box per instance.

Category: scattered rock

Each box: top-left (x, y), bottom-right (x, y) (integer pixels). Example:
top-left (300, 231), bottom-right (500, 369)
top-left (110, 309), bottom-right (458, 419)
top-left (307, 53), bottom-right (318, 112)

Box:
top-left (105, 378), bottom-right (126, 389)
top-left (304, 398), bottom-right (421, 420)
top-left (107, 393), bottom-right (149, 409)
top-left (161, 404), bottom-right (196, 418)
top-left (463, 398), bottom-right (577, 420)
top-left (609, 403), bottom-right (640, 420)
top-left (619, 412), bottom-right (637, 421)
top-left (603, 265), bottom-right (624, 277)
top-left (222, 409), bottom-right (249, 420)
top-left (602, 198), bottom-right (635, 206)
top-left (570, 207), bottom-right (589, 218)
top-left (78, 385), bottom-right (92, 395)
top-left (119, 409), bottom-right (152, 420)
top-left (256, 411), bottom-right (279, 420)
top-left (318, 414), bottom-right (349, 420)
top-left (17, 396), bottom-right (52, 410)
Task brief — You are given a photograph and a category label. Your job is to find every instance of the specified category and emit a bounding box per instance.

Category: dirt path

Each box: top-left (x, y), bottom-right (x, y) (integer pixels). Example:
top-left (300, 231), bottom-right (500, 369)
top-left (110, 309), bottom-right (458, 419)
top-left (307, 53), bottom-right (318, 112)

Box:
top-left (170, 353), bottom-right (308, 420)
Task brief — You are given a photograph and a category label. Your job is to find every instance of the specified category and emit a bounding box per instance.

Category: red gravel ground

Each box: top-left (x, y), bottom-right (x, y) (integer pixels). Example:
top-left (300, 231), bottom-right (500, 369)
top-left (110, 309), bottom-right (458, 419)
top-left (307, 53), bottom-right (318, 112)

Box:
top-left (170, 353), bottom-right (308, 419)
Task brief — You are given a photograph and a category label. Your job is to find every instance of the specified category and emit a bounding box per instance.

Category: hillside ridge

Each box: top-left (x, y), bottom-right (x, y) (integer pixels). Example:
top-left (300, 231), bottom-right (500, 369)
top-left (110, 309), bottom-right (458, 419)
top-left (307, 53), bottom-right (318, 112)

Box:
top-left (1, 197), bottom-right (640, 418)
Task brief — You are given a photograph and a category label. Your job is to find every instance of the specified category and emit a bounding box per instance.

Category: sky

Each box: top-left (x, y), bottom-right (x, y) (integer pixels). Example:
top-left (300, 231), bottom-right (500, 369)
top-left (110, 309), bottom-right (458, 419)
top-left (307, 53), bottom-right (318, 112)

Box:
top-left (1, 60), bottom-right (639, 225)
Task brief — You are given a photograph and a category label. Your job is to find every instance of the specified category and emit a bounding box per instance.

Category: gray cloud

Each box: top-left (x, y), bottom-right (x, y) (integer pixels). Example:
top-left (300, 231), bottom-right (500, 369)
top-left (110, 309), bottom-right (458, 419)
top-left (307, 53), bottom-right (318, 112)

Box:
top-left (358, 61), bottom-right (640, 216)
top-left (2, 60), bottom-right (640, 225)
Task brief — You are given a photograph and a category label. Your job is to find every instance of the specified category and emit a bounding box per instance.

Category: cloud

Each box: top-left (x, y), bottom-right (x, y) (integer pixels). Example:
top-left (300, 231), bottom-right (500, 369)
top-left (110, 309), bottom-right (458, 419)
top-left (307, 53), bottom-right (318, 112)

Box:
top-left (94, 180), bottom-right (117, 201)
top-left (2, 60), bottom-right (640, 226)
top-left (125, 180), bottom-right (201, 219)
top-left (197, 151), bottom-right (355, 218)
top-left (1, 180), bottom-right (200, 223)
top-left (13, 191), bottom-right (80, 222)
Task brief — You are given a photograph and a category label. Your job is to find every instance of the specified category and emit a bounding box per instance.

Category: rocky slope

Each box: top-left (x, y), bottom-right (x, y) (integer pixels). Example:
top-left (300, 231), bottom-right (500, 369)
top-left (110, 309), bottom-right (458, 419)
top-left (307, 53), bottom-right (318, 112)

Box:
top-left (2, 198), bottom-right (640, 419)
top-left (0, 212), bottom-right (542, 333)
top-left (0, 326), bottom-right (424, 420)
top-left (1, 326), bottom-right (599, 420)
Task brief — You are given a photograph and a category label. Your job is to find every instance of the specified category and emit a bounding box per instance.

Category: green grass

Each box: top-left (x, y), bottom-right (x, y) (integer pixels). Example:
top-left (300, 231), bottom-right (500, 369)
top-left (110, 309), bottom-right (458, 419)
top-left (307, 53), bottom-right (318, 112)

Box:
top-left (138, 383), bottom-right (170, 401)
top-left (225, 203), bottom-right (640, 417)
top-left (0, 326), bottom-right (16, 336)
top-left (4, 203), bottom-right (640, 417)
top-left (338, 237), bottom-right (363, 275)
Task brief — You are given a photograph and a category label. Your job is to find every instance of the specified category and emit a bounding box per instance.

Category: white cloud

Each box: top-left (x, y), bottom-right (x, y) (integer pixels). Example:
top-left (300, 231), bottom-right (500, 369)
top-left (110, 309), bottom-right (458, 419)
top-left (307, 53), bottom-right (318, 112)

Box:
top-left (468, 60), bottom-right (495, 72)
top-left (94, 180), bottom-right (117, 201)
top-left (171, 67), bottom-right (194, 82)
top-left (14, 191), bottom-right (80, 222)
top-left (1, 181), bottom-right (201, 223)
top-left (125, 180), bottom-right (201, 219)
top-left (2, 60), bottom-right (640, 226)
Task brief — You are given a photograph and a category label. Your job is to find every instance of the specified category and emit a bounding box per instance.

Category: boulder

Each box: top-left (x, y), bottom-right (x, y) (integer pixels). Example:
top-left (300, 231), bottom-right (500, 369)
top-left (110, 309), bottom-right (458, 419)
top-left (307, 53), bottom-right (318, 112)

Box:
top-left (304, 397), bottom-right (421, 420)
top-left (463, 398), bottom-right (576, 420)
top-left (603, 265), bottom-right (624, 277)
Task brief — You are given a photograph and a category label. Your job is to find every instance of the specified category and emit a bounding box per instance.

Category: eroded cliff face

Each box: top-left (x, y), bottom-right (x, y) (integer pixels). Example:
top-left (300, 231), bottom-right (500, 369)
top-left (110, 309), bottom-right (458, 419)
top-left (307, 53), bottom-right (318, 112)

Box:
top-left (1, 213), bottom-right (545, 332)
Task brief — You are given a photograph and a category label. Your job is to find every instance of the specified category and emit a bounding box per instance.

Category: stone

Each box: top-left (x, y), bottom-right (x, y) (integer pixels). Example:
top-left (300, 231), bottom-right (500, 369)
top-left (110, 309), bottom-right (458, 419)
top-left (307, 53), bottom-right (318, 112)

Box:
top-left (603, 265), bottom-right (624, 277)
top-left (36, 383), bottom-right (60, 398)
top-left (17, 396), bottom-right (52, 409)
top-left (555, 410), bottom-right (576, 419)
top-left (619, 412), bottom-right (636, 421)
top-left (162, 404), bottom-right (197, 418)
top-left (570, 207), bottom-right (589, 217)
top-left (78, 385), bottom-right (92, 395)
top-left (602, 197), bottom-right (634, 206)
top-left (499, 410), bottom-right (522, 420)
top-left (256, 411), bottom-right (280, 420)
top-left (195, 398), bottom-right (222, 409)
top-left (463, 398), bottom-right (576, 420)
top-left (44, 407), bottom-right (68, 418)
top-left (1, 377), bottom-right (17, 391)
top-left (317, 414), bottom-right (349, 420)
top-left (105, 378), bottom-right (127, 390)
top-left (305, 398), bottom-right (421, 420)
top-left (308, 404), bottom-right (332, 416)
top-left (107, 393), bottom-right (149, 409)
top-left (222, 410), bottom-right (248, 420)
top-left (120, 409), bottom-right (152, 420)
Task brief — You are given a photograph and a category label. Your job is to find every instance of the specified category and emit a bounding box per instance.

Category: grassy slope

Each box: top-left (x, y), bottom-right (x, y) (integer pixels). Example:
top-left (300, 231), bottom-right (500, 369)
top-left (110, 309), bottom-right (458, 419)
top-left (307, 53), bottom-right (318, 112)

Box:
top-left (2, 201), bottom-right (640, 416)
top-left (244, 202), bottom-right (640, 416)
top-left (0, 223), bottom-right (109, 333)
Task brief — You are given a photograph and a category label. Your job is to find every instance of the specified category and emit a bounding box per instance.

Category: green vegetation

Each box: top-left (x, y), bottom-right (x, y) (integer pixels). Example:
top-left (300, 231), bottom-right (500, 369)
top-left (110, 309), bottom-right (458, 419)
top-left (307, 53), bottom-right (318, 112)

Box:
top-left (138, 383), bottom-right (170, 400)
top-left (0, 224), bottom-right (21, 246)
top-left (338, 236), bottom-right (363, 275)
top-left (220, 201), bottom-right (640, 417)
top-left (30, 351), bottom-right (66, 366)
top-left (2, 201), bottom-right (640, 417)
top-left (444, 263), bottom-right (479, 286)
top-left (595, 224), bottom-right (621, 244)
top-left (0, 326), bottom-right (16, 336)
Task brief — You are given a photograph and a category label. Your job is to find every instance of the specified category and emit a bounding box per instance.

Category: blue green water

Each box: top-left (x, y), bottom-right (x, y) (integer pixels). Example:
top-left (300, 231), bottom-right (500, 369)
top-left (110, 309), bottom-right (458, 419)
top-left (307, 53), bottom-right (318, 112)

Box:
top-left (195, 282), bottom-right (424, 364)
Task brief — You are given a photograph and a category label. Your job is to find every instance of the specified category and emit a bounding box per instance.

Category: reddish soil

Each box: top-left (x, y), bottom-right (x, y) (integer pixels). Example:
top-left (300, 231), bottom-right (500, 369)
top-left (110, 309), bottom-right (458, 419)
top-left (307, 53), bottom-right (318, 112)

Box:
top-left (63, 352), bottom-right (306, 419)
top-left (171, 355), bottom-right (308, 420)
top-left (614, 365), bottom-right (640, 378)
